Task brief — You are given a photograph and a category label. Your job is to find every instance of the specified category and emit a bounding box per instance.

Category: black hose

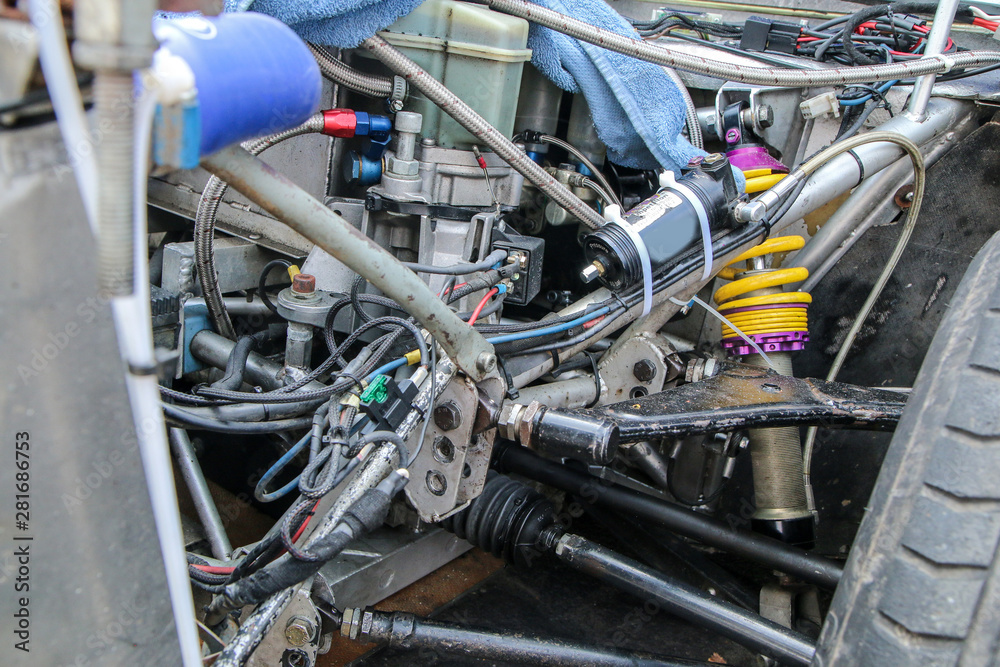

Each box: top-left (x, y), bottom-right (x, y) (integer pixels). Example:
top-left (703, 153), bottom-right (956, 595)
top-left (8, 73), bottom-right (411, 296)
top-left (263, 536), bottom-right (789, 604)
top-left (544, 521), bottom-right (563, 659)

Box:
top-left (162, 404), bottom-right (313, 434)
top-left (212, 330), bottom-right (272, 391)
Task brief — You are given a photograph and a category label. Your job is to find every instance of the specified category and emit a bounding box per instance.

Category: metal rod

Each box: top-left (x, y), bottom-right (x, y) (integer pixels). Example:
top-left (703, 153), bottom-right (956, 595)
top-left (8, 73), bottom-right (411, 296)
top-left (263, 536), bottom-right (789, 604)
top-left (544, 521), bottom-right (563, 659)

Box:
top-left (347, 609), bottom-right (699, 666)
top-left (201, 145), bottom-right (496, 381)
top-left (168, 428), bottom-right (232, 561)
top-left (906, 0), bottom-right (961, 121)
top-left (772, 97), bottom-right (972, 228)
top-left (493, 443), bottom-right (842, 589)
top-left (554, 534), bottom-right (816, 666)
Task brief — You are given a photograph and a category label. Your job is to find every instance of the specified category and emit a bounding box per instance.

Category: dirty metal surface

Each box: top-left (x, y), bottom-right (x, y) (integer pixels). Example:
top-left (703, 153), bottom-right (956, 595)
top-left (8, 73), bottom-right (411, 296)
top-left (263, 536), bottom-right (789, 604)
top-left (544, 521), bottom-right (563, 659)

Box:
top-left (570, 362), bottom-right (905, 442)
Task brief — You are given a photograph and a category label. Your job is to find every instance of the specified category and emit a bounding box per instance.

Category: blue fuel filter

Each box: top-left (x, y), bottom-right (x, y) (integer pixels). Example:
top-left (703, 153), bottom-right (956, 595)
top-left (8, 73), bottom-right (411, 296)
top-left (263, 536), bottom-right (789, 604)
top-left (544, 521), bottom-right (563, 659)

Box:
top-left (153, 13), bottom-right (321, 156)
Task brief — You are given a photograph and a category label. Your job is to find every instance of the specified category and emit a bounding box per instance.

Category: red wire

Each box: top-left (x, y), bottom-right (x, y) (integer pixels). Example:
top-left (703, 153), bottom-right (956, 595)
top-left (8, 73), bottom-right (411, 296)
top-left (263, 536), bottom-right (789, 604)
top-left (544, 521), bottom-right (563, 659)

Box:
top-left (192, 564), bottom-right (235, 574)
top-left (467, 287), bottom-right (498, 326)
top-left (974, 17), bottom-right (999, 30)
top-left (439, 281), bottom-right (468, 298)
top-left (583, 315), bottom-right (606, 329)
top-left (290, 500), bottom-right (321, 544)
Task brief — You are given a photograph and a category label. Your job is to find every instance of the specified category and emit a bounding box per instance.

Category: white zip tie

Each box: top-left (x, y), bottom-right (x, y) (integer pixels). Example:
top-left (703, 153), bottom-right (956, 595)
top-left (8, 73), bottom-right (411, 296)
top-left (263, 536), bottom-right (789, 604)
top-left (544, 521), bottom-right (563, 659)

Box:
top-left (606, 204), bottom-right (654, 317)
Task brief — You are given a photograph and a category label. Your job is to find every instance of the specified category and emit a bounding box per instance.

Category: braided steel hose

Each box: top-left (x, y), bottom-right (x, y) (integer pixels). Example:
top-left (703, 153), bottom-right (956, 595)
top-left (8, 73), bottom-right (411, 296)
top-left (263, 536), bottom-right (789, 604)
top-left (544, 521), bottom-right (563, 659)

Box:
top-left (194, 115), bottom-right (325, 339)
top-left (308, 43), bottom-right (395, 97)
top-left (484, 0), bottom-right (1000, 87)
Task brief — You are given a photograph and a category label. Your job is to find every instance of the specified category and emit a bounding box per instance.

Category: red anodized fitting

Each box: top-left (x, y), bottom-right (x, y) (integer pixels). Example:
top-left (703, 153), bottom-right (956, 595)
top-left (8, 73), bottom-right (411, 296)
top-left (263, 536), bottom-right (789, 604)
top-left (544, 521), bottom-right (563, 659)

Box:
top-left (322, 109), bottom-right (358, 138)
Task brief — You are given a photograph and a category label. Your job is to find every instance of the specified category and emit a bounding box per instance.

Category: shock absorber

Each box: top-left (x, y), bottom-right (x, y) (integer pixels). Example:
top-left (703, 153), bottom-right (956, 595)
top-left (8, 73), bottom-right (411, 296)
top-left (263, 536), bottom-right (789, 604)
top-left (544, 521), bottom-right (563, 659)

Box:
top-left (713, 236), bottom-right (814, 547)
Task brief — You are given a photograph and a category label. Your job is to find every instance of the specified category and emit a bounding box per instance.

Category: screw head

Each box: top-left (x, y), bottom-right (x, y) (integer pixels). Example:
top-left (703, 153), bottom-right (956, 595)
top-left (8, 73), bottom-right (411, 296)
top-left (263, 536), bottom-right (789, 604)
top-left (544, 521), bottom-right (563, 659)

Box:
top-left (291, 273), bottom-right (316, 294)
top-left (476, 352), bottom-right (496, 374)
top-left (285, 616), bottom-right (316, 647)
top-left (756, 104), bottom-right (774, 129)
top-left (433, 401), bottom-right (462, 431)
top-left (633, 359), bottom-right (657, 383)
top-left (388, 98), bottom-right (404, 113)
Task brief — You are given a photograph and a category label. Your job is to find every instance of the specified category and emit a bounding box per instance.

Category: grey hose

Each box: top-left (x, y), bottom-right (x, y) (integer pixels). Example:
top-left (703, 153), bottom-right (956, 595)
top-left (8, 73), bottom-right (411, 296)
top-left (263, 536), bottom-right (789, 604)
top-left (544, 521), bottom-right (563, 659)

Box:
top-left (362, 35), bottom-right (607, 230)
top-left (94, 72), bottom-right (136, 296)
top-left (403, 248), bottom-right (508, 275)
top-left (483, 0), bottom-right (1000, 87)
top-left (663, 67), bottom-right (703, 150)
top-left (307, 43), bottom-right (396, 97)
top-left (194, 114), bottom-right (326, 339)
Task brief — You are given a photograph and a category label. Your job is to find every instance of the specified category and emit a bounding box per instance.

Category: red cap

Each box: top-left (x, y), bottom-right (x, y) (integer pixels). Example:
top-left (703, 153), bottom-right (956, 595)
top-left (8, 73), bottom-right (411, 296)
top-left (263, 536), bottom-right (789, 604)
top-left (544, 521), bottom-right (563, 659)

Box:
top-left (322, 109), bottom-right (357, 138)
top-left (291, 273), bottom-right (317, 294)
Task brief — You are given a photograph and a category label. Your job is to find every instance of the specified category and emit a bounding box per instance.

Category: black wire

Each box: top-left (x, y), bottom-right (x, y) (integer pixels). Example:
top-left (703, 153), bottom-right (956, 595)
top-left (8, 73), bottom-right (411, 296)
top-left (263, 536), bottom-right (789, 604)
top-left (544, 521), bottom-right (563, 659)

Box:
top-left (258, 259), bottom-right (292, 314)
top-left (163, 404), bottom-right (313, 433)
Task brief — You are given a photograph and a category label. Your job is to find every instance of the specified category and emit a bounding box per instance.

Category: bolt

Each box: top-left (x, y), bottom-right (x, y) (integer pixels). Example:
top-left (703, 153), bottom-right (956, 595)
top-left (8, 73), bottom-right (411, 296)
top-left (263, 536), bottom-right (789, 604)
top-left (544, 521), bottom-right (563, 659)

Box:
top-left (633, 359), bottom-right (657, 383)
top-left (387, 98), bottom-right (404, 113)
top-left (433, 401), bottom-right (462, 431)
top-left (476, 352), bottom-right (496, 374)
top-left (756, 104), bottom-right (775, 129)
top-left (703, 152), bottom-right (725, 165)
top-left (421, 137), bottom-right (436, 147)
top-left (285, 616), bottom-right (316, 647)
top-left (291, 273), bottom-right (316, 294)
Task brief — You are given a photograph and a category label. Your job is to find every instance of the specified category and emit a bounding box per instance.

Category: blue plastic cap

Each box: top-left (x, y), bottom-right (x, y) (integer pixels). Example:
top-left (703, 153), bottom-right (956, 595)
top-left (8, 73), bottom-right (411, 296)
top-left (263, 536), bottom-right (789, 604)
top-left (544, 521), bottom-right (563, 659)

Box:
top-left (154, 13), bottom-right (321, 157)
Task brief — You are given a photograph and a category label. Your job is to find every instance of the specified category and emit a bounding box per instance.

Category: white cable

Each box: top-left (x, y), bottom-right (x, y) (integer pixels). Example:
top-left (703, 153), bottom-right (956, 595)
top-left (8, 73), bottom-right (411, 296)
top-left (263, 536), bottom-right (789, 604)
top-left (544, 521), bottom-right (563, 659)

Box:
top-left (28, 0), bottom-right (97, 232)
top-left (671, 295), bottom-right (777, 370)
top-left (971, 6), bottom-right (1000, 21)
top-left (109, 77), bottom-right (202, 667)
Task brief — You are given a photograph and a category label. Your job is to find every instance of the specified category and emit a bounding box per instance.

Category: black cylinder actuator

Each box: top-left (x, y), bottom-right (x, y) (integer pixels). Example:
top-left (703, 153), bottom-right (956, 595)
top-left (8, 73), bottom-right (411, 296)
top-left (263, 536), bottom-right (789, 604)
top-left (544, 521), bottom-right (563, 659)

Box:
top-left (581, 153), bottom-right (741, 291)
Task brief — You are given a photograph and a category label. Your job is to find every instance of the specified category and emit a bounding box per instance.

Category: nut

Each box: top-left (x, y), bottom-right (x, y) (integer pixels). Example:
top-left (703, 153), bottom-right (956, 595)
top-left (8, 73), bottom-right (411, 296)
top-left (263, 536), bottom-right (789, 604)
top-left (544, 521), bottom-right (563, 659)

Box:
top-left (386, 155), bottom-right (419, 177)
top-left (632, 359), bottom-right (657, 383)
top-left (285, 616), bottom-right (316, 647)
top-left (755, 104), bottom-right (775, 129)
top-left (433, 401), bottom-right (462, 431)
top-left (519, 400), bottom-right (544, 448)
top-left (291, 273), bottom-right (316, 294)
top-left (497, 403), bottom-right (525, 441)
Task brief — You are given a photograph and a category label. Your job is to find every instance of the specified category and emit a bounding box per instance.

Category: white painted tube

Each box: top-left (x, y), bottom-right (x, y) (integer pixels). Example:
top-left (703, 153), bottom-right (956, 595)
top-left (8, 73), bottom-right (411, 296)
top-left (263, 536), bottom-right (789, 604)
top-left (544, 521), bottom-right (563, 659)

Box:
top-left (28, 0), bottom-right (97, 231)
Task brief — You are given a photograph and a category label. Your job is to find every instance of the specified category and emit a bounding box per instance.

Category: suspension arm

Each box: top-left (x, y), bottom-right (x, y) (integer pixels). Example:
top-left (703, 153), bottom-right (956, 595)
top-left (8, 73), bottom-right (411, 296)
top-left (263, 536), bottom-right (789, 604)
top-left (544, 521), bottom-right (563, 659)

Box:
top-left (570, 362), bottom-right (906, 443)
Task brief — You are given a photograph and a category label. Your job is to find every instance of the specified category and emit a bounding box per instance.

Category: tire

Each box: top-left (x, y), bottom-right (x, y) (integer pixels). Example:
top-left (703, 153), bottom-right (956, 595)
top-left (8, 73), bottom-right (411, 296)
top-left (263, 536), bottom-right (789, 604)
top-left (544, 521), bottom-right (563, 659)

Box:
top-left (815, 230), bottom-right (1000, 666)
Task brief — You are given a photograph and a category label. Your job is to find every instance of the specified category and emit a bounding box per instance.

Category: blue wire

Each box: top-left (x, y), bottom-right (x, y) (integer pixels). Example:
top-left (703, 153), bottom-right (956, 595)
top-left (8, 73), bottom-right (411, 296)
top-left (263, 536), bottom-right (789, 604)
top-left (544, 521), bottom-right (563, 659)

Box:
top-left (366, 357), bottom-right (408, 381)
top-left (484, 306), bottom-right (611, 345)
top-left (363, 306), bottom-right (613, 380)
top-left (840, 79), bottom-right (897, 106)
top-left (255, 431), bottom-right (311, 502)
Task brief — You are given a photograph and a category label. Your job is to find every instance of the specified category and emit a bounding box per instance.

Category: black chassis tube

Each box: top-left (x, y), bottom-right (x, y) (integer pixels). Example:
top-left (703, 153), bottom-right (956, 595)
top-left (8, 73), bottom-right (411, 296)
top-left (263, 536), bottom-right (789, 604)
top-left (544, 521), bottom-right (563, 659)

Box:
top-left (493, 442), bottom-right (843, 589)
top-left (346, 608), bottom-right (711, 666)
top-left (554, 533), bottom-right (816, 666)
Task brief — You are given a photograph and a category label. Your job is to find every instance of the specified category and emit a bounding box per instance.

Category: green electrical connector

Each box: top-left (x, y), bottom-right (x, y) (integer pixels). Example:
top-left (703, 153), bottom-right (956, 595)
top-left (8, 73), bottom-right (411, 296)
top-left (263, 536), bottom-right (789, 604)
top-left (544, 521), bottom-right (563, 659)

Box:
top-left (360, 374), bottom-right (391, 404)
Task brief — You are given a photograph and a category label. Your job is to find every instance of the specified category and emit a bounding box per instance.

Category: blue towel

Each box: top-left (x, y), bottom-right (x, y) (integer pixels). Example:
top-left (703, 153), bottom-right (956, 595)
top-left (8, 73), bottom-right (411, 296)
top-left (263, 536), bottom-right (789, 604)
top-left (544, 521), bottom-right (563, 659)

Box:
top-left (227, 0), bottom-right (703, 173)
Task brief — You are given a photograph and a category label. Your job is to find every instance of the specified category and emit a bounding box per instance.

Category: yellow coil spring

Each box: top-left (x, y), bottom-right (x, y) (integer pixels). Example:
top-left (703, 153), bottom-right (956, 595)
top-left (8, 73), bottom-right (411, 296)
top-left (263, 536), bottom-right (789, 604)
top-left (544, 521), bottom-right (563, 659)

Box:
top-left (713, 236), bottom-right (811, 341)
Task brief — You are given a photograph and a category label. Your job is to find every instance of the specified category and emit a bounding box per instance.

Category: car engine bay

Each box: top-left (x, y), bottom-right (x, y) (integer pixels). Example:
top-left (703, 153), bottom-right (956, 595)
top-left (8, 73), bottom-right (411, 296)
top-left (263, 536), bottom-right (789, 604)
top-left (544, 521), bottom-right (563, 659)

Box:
top-left (4, 0), bottom-right (1000, 665)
